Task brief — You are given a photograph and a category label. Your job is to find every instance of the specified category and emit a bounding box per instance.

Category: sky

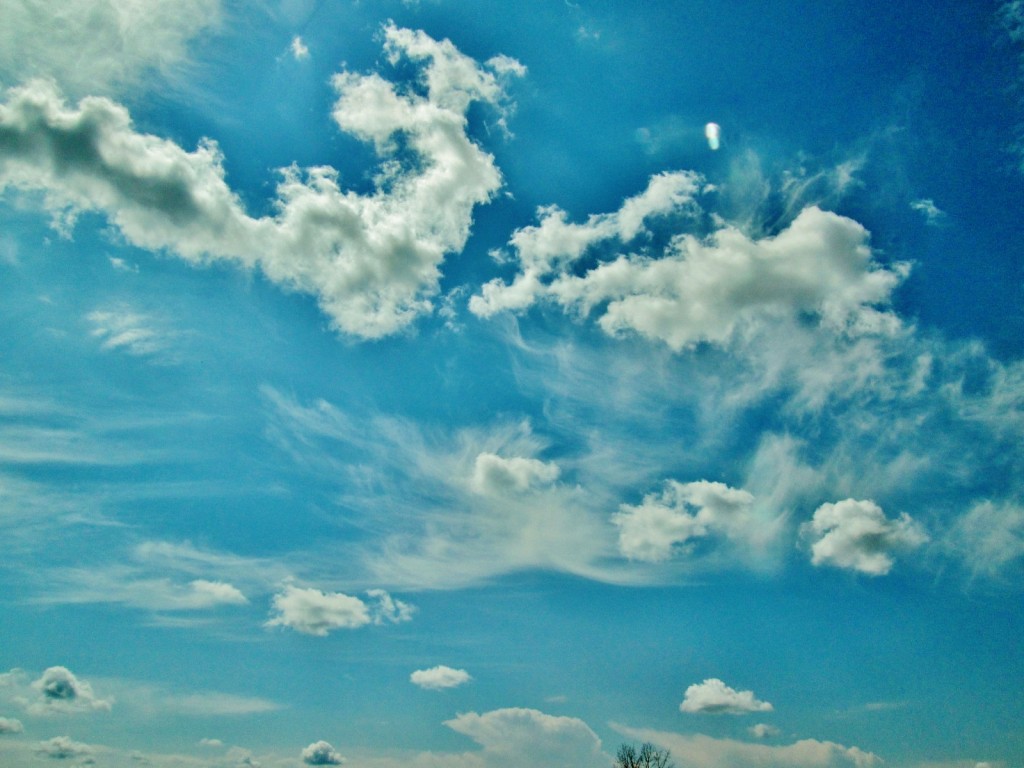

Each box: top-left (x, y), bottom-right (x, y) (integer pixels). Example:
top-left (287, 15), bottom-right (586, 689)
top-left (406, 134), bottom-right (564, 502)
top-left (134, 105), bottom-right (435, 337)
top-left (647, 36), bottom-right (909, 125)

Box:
top-left (0, 1), bottom-right (1022, 767)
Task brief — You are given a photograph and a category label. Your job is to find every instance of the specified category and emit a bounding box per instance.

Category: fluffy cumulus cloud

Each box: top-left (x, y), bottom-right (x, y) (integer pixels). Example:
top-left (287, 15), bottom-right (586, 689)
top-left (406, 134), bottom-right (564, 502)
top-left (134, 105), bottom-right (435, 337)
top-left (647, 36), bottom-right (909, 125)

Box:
top-left (801, 499), bottom-right (928, 576)
top-left (410, 665), bottom-right (472, 690)
top-left (750, 723), bottom-right (781, 739)
top-left (301, 740), bottom-right (344, 765)
top-left (0, 716), bottom-right (24, 733)
top-left (471, 452), bottom-right (560, 495)
top-left (265, 585), bottom-right (413, 636)
top-left (680, 678), bottom-right (773, 715)
top-left (612, 480), bottom-right (763, 562)
top-left (471, 173), bottom-right (907, 351)
top-left (0, 24), bottom-right (522, 339)
top-left (35, 735), bottom-right (94, 760)
top-left (0, 0), bottom-right (221, 96)
top-left (445, 708), bottom-right (605, 768)
top-left (29, 666), bottom-right (112, 715)
top-left (614, 726), bottom-right (879, 768)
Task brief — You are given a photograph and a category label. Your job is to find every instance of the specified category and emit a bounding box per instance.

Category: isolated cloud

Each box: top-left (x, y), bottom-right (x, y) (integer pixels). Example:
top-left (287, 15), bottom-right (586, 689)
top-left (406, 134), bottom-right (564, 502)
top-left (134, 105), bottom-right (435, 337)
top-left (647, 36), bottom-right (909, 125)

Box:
top-left (40, 569), bottom-right (249, 612)
top-left (445, 708), bottom-right (605, 768)
top-left (29, 666), bottom-right (112, 714)
top-left (35, 735), bottom-right (94, 760)
top-left (612, 480), bottom-right (759, 562)
top-left (680, 678), bottom-right (773, 715)
top-left (301, 740), bottom-right (344, 765)
top-left (750, 723), bottom-right (781, 739)
top-left (410, 665), bottom-right (472, 690)
top-left (473, 178), bottom-right (907, 351)
top-left (265, 585), bottom-right (413, 636)
top-left (910, 198), bottom-right (945, 225)
top-left (802, 499), bottom-right (928, 576)
top-left (947, 500), bottom-right (1024, 577)
top-left (0, 24), bottom-right (522, 339)
top-left (0, 716), bottom-right (24, 733)
top-left (86, 308), bottom-right (177, 359)
top-left (0, 0), bottom-right (221, 96)
top-left (471, 452), bottom-right (560, 494)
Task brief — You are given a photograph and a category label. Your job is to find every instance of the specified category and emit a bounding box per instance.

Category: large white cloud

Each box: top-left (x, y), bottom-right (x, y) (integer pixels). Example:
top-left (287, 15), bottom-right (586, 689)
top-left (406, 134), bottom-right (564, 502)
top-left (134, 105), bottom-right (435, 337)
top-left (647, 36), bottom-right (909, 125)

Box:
top-left (265, 585), bottom-right (413, 636)
top-left (0, 0), bottom-right (221, 96)
top-left (472, 172), bottom-right (907, 352)
top-left (0, 24), bottom-right (520, 339)
top-left (801, 499), bottom-right (928, 576)
top-left (679, 678), bottom-right (773, 715)
top-left (444, 708), bottom-right (606, 768)
top-left (410, 665), bottom-right (472, 690)
top-left (612, 480), bottom-right (761, 562)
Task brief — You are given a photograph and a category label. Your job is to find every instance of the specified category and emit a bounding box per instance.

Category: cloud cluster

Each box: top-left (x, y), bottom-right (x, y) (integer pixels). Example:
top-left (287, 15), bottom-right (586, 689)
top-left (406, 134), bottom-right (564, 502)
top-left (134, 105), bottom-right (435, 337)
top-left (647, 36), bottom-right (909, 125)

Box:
top-left (612, 480), bottom-right (761, 562)
top-left (0, 24), bottom-right (522, 338)
top-left (301, 740), bottom-right (344, 765)
top-left (410, 665), bottom-right (472, 690)
top-left (471, 452), bottom-right (560, 495)
top-left (801, 499), bottom-right (928, 576)
top-left (679, 678), bottom-right (773, 715)
top-left (35, 735), bottom-right (94, 760)
top-left (265, 585), bottom-right (413, 636)
top-left (472, 173), bottom-right (907, 352)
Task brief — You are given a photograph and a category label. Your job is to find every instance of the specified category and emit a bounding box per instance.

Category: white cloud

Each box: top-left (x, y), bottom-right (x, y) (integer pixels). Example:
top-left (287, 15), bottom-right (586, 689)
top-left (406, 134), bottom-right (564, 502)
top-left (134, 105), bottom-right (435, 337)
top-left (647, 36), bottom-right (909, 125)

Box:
top-left (801, 499), bottom-right (928, 576)
top-left (302, 741), bottom-right (344, 765)
top-left (471, 453), bottom-right (560, 495)
top-left (613, 725), bottom-right (879, 768)
top-left (410, 665), bottom-right (472, 690)
top-left (28, 666), bottom-right (112, 715)
top-left (0, 0), bottom-right (221, 96)
top-left (35, 735), bottom-right (94, 760)
top-left (265, 585), bottom-right (413, 636)
top-left (0, 716), bottom-right (24, 733)
top-left (199, 738), bottom-right (224, 748)
top-left (471, 168), bottom-right (906, 352)
top-left (291, 36), bottom-right (310, 61)
top-left (0, 24), bottom-right (514, 339)
top-left (86, 308), bottom-right (176, 358)
top-left (749, 723), bottom-right (780, 739)
top-left (445, 708), bottom-right (606, 768)
top-left (947, 500), bottom-right (1024, 578)
top-left (680, 678), bottom-right (773, 715)
top-left (612, 480), bottom-right (765, 562)
top-left (38, 568), bottom-right (249, 612)
top-left (265, 585), bottom-right (370, 636)
top-left (910, 198), bottom-right (946, 225)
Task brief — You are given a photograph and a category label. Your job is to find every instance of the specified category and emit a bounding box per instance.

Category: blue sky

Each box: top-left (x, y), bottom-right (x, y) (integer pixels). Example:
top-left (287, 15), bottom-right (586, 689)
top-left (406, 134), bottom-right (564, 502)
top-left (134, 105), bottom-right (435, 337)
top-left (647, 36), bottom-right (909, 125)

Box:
top-left (0, 1), bottom-right (1022, 767)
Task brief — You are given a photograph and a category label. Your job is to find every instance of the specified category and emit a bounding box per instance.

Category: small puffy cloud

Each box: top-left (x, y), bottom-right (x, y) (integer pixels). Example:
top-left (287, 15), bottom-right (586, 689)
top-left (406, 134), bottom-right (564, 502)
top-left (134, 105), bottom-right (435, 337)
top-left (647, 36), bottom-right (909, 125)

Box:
top-left (266, 586), bottom-right (370, 635)
top-left (187, 579), bottom-right (248, 607)
top-left (801, 499), bottom-right (928, 576)
top-left (199, 738), bottom-right (224, 748)
top-left (910, 198), bottom-right (946, 225)
top-left (612, 480), bottom-right (758, 562)
top-left (36, 735), bottom-right (94, 760)
top-left (30, 667), bottom-right (112, 714)
top-left (410, 665), bottom-right (472, 690)
top-left (301, 740), bottom-right (344, 765)
top-left (266, 585), bottom-right (413, 636)
top-left (680, 678), bottom-right (773, 715)
top-left (291, 35), bottom-right (310, 60)
top-left (445, 708), bottom-right (605, 768)
top-left (471, 452), bottom-right (560, 495)
top-left (0, 716), bottom-right (24, 733)
top-left (750, 723), bottom-right (780, 739)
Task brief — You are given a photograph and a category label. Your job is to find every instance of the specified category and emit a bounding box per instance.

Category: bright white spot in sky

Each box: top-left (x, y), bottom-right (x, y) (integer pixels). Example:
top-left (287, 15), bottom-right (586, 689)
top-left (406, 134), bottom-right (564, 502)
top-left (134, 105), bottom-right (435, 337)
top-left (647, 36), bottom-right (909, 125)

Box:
top-left (291, 35), bottom-right (309, 60)
top-left (705, 121), bottom-right (721, 150)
